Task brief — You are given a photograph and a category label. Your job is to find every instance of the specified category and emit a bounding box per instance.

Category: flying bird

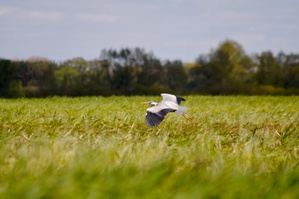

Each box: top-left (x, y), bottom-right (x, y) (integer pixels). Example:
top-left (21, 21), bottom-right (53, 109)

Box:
top-left (141, 93), bottom-right (187, 127)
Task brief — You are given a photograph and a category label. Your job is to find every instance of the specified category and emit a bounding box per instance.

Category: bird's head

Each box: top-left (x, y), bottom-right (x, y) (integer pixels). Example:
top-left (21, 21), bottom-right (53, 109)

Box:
top-left (141, 100), bottom-right (158, 107)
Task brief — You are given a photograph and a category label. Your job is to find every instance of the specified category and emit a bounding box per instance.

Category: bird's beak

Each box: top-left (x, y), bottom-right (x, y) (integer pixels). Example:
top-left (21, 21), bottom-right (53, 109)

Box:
top-left (141, 101), bottom-right (149, 105)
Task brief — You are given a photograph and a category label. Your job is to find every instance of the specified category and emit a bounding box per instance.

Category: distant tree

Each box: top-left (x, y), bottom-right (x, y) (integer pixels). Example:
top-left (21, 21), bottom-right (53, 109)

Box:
top-left (281, 53), bottom-right (299, 88)
top-left (256, 51), bottom-right (282, 86)
top-left (164, 60), bottom-right (187, 92)
top-left (111, 65), bottom-right (138, 94)
top-left (2, 44), bottom-right (298, 97)
top-left (187, 54), bottom-right (208, 93)
top-left (191, 40), bottom-right (253, 94)
top-left (37, 62), bottom-right (57, 96)
top-left (99, 47), bottom-right (166, 94)
top-left (88, 59), bottom-right (110, 86)
top-left (63, 57), bottom-right (88, 71)
top-left (210, 40), bottom-right (249, 82)
top-left (137, 57), bottom-right (164, 87)
top-left (0, 59), bottom-right (14, 96)
top-left (13, 61), bottom-right (32, 87)
top-left (62, 57), bottom-right (90, 85)
top-left (54, 66), bottom-right (80, 95)
top-left (99, 48), bottom-right (139, 92)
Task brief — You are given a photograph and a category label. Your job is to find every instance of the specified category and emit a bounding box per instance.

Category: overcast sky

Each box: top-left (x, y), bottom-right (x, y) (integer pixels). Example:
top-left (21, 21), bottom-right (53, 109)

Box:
top-left (1, 0), bottom-right (298, 62)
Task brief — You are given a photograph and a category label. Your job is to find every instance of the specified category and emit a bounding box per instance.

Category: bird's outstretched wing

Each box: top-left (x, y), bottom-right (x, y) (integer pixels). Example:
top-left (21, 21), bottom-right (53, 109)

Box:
top-left (146, 106), bottom-right (175, 127)
top-left (161, 93), bottom-right (186, 105)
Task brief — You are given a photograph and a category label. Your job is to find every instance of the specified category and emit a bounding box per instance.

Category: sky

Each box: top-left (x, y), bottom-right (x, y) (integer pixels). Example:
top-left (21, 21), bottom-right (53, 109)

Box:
top-left (1, 0), bottom-right (299, 63)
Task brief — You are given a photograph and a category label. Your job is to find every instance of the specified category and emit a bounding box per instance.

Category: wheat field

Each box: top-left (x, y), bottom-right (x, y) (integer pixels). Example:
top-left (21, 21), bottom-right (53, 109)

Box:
top-left (0, 96), bottom-right (299, 198)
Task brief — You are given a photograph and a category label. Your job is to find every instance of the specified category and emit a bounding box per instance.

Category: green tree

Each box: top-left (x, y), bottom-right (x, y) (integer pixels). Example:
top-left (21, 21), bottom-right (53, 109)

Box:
top-left (210, 39), bottom-right (249, 82)
top-left (14, 61), bottom-right (33, 87)
top-left (0, 59), bottom-right (14, 96)
top-left (187, 54), bottom-right (209, 93)
top-left (256, 51), bottom-right (282, 86)
top-left (164, 60), bottom-right (187, 92)
top-left (111, 65), bottom-right (138, 94)
top-left (62, 57), bottom-right (90, 86)
top-left (37, 62), bottom-right (57, 96)
top-left (281, 53), bottom-right (299, 88)
top-left (191, 40), bottom-right (253, 94)
top-left (55, 66), bottom-right (80, 95)
top-left (99, 47), bottom-right (166, 94)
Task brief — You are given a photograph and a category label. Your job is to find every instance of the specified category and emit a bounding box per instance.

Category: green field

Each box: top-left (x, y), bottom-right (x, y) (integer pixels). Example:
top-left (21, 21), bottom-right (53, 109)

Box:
top-left (0, 96), bottom-right (299, 198)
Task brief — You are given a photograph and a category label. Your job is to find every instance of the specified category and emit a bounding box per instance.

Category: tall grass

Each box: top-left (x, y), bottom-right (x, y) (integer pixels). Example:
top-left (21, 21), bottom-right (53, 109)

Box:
top-left (0, 96), bottom-right (299, 198)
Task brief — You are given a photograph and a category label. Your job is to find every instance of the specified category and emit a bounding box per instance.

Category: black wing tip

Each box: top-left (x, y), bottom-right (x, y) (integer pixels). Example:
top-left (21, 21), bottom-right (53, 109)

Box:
top-left (176, 96), bottom-right (186, 104)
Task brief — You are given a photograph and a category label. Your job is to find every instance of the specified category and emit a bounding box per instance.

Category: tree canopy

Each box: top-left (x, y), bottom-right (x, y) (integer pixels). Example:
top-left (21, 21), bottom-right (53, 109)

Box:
top-left (1, 39), bottom-right (299, 97)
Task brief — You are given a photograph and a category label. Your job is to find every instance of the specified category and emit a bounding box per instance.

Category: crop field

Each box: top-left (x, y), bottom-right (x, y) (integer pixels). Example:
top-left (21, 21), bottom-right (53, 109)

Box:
top-left (0, 95), bottom-right (299, 198)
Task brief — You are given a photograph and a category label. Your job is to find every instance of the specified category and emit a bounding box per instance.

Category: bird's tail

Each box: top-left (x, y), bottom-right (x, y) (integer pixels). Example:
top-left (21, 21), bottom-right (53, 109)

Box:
top-left (175, 106), bottom-right (187, 115)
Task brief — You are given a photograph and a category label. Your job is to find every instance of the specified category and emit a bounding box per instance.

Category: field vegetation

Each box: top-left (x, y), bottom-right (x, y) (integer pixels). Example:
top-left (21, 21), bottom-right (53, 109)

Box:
top-left (0, 96), bottom-right (299, 198)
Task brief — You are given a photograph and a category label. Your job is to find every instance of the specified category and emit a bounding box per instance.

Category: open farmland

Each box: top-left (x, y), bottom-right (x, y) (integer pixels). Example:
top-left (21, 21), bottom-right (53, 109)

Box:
top-left (0, 96), bottom-right (299, 198)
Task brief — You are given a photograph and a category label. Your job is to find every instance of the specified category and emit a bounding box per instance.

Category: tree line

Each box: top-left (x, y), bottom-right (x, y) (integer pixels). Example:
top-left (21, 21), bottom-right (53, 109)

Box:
top-left (1, 39), bottom-right (299, 98)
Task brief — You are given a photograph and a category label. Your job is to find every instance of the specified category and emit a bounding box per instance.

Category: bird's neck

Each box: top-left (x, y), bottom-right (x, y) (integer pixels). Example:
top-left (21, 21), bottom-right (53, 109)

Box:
top-left (149, 102), bottom-right (158, 107)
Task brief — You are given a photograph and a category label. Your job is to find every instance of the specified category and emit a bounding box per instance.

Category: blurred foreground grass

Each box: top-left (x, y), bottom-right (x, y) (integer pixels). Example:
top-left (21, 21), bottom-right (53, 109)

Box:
top-left (0, 96), bottom-right (299, 198)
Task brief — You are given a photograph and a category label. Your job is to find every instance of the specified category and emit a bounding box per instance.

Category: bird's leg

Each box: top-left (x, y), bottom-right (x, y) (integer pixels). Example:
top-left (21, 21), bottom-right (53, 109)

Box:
top-left (183, 113), bottom-right (194, 123)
